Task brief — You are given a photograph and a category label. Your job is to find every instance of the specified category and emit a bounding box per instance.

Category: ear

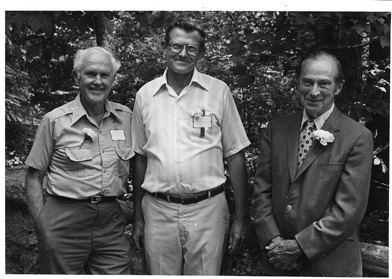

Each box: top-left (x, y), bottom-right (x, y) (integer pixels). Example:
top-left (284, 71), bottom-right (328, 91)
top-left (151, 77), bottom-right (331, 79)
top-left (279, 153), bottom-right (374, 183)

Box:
top-left (334, 80), bottom-right (345, 96)
top-left (73, 70), bottom-right (80, 85)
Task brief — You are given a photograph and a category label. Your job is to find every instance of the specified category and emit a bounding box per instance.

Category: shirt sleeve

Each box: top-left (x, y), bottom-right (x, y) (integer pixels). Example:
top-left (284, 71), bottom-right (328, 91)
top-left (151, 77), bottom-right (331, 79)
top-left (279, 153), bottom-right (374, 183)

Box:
top-left (131, 93), bottom-right (148, 156)
top-left (25, 115), bottom-right (55, 171)
top-left (221, 88), bottom-right (251, 157)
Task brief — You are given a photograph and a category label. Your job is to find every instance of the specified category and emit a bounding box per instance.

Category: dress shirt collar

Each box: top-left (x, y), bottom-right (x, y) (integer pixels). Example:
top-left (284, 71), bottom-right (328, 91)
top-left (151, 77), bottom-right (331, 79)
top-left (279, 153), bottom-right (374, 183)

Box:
top-left (152, 68), bottom-right (209, 96)
top-left (70, 93), bottom-right (123, 126)
top-left (300, 103), bottom-right (335, 131)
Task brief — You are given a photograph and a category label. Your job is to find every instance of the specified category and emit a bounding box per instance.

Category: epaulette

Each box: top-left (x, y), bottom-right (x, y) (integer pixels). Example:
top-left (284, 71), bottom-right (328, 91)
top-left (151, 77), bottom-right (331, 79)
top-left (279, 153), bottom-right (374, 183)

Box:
top-left (44, 101), bottom-right (74, 122)
top-left (110, 101), bottom-right (132, 114)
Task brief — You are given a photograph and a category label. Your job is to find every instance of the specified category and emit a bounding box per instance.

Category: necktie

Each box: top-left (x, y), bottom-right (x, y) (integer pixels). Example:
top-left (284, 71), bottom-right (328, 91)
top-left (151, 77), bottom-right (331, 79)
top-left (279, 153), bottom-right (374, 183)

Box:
top-left (298, 119), bottom-right (316, 167)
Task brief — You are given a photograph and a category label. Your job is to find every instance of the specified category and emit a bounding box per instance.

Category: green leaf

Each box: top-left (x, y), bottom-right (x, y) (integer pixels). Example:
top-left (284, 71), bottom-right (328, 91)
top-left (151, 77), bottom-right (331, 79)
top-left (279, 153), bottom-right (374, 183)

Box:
top-left (228, 40), bottom-right (246, 55)
top-left (295, 14), bottom-right (313, 25)
top-left (26, 43), bottom-right (40, 60)
top-left (41, 14), bottom-right (55, 38)
top-left (237, 75), bottom-right (255, 87)
top-left (248, 42), bottom-right (266, 54)
top-left (380, 35), bottom-right (390, 48)
top-left (383, 23), bottom-right (390, 35)
top-left (229, 64), bottom-right (247, 75)
top-left (353, 23), bottom-right (370, 34)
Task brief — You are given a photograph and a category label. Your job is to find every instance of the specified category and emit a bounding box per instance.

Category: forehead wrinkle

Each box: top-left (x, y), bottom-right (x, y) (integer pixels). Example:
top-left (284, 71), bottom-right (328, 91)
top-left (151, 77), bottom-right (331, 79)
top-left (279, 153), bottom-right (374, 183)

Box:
top-left (170, 29), bottom-right (202, 46)
top-left (81, 54), bottom-right (113, 75)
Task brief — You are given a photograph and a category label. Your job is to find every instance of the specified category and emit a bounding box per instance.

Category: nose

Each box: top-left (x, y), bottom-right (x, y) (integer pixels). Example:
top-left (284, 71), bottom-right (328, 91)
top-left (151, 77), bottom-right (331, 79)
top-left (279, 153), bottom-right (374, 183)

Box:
top-left (93, 75), bottom-right (103, 84)
top-left (309, 84), bottom-right (321, 97)
top-left (178, 46), bottom-right (188, 57)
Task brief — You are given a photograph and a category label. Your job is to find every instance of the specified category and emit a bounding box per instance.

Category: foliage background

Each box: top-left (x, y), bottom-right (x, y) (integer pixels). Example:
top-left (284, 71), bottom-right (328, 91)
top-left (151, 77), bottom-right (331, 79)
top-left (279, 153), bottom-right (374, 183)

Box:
top-left (5, 10), bottom-right (389, 246)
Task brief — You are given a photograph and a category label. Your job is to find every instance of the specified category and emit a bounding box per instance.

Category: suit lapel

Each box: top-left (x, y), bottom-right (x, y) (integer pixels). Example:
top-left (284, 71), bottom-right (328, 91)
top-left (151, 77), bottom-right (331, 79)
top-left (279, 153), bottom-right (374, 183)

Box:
top-left (294, 107), bottom-right (342, 180)
top-left (287, 112), bottom-right (303, 182)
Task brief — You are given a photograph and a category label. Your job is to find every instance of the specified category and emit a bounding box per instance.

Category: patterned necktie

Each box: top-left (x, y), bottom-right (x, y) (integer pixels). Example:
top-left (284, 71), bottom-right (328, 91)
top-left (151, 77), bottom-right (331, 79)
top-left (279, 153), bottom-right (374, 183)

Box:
top-left (298, 119), bottom-right (316, 167)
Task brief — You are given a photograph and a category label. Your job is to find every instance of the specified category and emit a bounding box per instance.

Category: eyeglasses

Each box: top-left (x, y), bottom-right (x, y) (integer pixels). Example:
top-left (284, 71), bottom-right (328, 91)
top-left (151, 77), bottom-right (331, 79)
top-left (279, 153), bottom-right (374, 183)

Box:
top-left (169, 42), bottom-right (200, 56)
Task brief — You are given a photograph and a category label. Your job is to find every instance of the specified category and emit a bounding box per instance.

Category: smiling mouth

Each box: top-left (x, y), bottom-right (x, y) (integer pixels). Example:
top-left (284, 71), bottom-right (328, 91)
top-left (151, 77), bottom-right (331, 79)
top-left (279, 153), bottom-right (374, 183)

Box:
top-left (306, 99), bottom-right (321, 103)
top-left (89, 88), bottom-right (105, 92)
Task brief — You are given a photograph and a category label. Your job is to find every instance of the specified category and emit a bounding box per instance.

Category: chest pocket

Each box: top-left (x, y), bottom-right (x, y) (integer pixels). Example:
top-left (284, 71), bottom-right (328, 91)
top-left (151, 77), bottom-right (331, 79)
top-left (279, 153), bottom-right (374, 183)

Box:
top-left (189, 113), bottom-right (220, 144)
top-left (115, 147), bottom-right (134, 178)
top-left (65, 148), bottom-right (94, 177)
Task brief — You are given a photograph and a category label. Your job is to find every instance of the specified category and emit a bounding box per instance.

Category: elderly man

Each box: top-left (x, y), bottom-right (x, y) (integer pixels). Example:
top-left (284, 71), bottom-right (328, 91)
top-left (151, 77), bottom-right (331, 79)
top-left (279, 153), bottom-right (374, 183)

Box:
top-left (131, 20), bottom-right (250, 275)
top-left (252, 50), bottom-right (373, 276)
top-left (25, 46), bottom-right (134, 274)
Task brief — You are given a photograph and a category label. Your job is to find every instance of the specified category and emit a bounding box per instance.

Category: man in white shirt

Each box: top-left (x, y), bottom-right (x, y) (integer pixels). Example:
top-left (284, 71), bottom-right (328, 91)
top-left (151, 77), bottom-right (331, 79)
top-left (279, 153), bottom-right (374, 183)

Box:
top-left (131, 19), bottom-right (250, 275)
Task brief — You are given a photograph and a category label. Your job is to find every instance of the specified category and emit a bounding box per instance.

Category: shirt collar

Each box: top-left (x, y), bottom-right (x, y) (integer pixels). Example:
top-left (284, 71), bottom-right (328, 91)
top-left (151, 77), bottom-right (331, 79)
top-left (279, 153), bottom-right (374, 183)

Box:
top-left (301, 103), bottom-right (335, 131)
top-left (152, 68), bottom-right (209, 96)
top-left (71, 94), bottom-right (123, 126)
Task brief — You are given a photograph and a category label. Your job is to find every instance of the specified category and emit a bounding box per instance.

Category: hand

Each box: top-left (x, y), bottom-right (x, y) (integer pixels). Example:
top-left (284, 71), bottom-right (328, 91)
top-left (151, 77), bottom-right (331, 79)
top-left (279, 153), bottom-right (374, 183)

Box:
top-left (131, 217), bottom-right (145, 250)
top-left (228, 218), bottom-right (247, 255)
top-left (267, 239), bottom-right (303, 270)
top-left (265, 235), bottom-right (284, 251)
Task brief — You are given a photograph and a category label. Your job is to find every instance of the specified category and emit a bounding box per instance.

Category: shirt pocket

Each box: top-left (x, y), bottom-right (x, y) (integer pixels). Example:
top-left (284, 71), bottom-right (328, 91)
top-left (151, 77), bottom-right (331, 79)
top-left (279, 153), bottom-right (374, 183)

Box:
top-left (65, 148), bottom-right (94, 178)
top-left (189, 114), bottom-right (220, 144)
top-left (115, 147), bottom-right (134, 178)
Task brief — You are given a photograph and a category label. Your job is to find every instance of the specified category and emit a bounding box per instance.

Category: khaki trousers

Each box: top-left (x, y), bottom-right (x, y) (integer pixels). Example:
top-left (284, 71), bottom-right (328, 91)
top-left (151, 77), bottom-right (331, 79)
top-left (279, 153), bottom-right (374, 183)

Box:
top-left (142, 192), bottom-right (230, 275)
top-left (34, 195), bottom-right (131, 274)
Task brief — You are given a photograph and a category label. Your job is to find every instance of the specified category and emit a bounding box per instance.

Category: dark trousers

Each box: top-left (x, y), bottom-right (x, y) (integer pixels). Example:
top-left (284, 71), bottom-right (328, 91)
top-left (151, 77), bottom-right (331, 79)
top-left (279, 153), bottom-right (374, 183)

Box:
top-left (34, 195), bottom-right (131, 274)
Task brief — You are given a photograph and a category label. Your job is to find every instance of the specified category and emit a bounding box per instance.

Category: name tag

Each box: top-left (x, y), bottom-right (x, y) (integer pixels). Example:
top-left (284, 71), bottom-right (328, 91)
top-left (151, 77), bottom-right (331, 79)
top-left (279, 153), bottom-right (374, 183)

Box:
top-left (193, 115), bottom-right (212, 128)
top-left (110, 130), bottom-right (126, 140)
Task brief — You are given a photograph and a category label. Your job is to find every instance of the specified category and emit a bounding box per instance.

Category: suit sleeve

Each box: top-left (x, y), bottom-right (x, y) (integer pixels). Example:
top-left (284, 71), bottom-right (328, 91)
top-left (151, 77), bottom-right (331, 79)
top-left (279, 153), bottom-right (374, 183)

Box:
top-left (251, 121), bottom-right (281, 249)
top-left (295, 128), bottom-right (373, 260)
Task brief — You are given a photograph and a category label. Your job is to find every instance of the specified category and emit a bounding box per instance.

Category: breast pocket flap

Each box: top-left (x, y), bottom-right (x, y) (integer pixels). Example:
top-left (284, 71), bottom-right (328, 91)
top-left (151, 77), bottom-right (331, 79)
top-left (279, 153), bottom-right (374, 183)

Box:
top-left (115, 148), bottom-right (135, 161)
top-left (65, 148), bottom-right (93, 162)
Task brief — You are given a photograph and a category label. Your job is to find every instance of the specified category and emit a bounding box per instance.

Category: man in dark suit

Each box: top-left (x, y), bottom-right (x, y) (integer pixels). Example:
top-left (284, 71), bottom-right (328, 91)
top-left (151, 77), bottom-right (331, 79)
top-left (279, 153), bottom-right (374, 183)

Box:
top-left (252, 50), bottom-right (373, 276)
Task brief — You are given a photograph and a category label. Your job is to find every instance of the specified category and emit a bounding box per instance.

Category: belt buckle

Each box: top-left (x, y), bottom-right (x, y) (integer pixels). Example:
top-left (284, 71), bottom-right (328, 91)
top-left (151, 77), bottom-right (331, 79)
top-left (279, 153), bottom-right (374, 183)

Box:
top-left (91, 196), bottom-right (101, 204)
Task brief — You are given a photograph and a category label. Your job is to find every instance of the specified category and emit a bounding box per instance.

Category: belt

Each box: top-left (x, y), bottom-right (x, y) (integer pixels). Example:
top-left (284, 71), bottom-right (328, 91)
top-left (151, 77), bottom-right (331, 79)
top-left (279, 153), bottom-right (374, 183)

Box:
top-left (148, 185), bottom-right (224, 205)
top-left (49, 194), bottom-right (117, 204)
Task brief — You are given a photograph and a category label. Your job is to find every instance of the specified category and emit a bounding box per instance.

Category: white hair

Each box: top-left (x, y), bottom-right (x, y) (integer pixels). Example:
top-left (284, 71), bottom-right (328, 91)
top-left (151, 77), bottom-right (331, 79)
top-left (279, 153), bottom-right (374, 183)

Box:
top-left (73, 46), bottom-right (121, 77)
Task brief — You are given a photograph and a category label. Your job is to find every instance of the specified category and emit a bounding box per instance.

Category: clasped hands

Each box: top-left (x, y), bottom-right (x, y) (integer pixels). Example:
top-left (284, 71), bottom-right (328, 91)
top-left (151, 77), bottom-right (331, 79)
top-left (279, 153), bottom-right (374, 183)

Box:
top-left (265, 236), bottom-right (303, 271)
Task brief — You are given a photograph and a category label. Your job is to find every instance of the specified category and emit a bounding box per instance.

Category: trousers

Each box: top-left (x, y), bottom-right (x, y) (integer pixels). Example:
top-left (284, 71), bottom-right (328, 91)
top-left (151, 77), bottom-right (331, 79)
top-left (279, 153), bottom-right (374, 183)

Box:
top-left (142, 192), bottom-right (230, 275)
top-left (34, 195), bottom-right (131, 274)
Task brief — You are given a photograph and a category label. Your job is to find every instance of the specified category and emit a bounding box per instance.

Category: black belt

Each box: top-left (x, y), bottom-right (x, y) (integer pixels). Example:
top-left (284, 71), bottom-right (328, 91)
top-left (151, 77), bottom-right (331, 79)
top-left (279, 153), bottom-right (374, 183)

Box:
top-left (49, 194), bottom-right (117, 204)
top-left (148, 185), bottom-right (224, 205)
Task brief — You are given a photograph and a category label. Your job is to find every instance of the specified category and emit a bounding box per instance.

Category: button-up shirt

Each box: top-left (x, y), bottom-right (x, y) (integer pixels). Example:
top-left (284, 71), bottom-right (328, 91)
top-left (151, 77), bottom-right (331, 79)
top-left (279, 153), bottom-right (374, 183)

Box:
top-left (25, 94), bottom-right (134, 199)
top-left (131, 68), bottom-right (250, 194)
top-left (300, 103), bottom-right (335, 132)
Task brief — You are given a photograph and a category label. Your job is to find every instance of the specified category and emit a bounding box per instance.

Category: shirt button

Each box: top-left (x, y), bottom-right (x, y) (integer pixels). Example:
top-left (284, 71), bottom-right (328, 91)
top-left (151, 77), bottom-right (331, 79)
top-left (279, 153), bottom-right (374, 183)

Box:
top-left (286, 205), bottom-right (292, 211)
top-left (175, 160), bottom-right (179, 164)
top-left (77, 156), bottom-right (82, 160)
top-left (101, 149), bottom-right (105, 153)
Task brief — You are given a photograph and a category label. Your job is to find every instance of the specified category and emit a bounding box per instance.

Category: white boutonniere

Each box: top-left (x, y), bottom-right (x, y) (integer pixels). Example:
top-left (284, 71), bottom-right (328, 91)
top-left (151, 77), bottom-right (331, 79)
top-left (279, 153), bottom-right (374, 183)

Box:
top-left (190, 107), bottom-right (204, 118)
top-left (313, 129), bottom-right (335, 146)
top-left (80, 128), bottom-right (97, 149)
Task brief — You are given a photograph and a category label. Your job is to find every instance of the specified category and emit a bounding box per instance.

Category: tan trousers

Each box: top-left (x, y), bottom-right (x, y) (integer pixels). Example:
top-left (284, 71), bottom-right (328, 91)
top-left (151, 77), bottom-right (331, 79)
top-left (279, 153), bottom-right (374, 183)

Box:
top-left (142, 192), bottom-right (230, 275)
top-left (34, 195), bottom-right (131, 274)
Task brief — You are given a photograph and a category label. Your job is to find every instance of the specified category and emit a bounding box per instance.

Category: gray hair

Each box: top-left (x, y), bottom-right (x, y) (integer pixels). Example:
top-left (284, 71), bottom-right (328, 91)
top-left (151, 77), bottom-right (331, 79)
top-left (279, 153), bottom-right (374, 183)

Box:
top-left (296, 50), bottom-right (344, 84)
top-left (73, 46), bottom-right (121, 77)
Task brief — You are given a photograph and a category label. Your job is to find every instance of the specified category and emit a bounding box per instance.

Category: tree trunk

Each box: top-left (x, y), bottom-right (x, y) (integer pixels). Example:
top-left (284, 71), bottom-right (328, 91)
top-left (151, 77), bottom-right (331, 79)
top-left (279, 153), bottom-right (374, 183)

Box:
top-left (93, 13), bottom-right (106, 47)
top-left (360, 242), bottom-right (389, 277)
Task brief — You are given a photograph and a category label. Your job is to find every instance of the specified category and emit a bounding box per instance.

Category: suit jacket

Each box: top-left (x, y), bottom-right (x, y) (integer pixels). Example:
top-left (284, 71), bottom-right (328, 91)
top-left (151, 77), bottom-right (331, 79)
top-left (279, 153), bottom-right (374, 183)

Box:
top-left (252, 107), bottom-right (373, 276)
